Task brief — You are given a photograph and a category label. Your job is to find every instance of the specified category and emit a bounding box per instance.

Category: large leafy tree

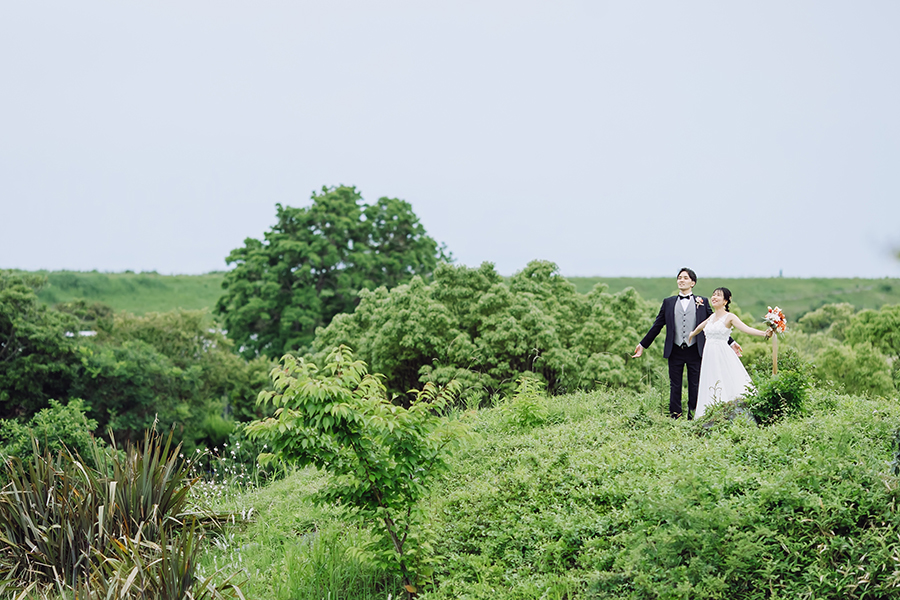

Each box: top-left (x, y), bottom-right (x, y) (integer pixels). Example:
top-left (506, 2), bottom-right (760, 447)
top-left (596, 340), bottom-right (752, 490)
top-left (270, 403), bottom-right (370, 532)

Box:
top-left (217, 186), bottom-right (447, 359)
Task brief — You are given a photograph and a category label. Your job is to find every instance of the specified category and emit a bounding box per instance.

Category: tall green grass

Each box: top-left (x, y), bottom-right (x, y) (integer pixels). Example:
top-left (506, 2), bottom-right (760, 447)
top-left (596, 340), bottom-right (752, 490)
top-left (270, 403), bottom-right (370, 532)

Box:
top-left (196, 467), bottom-right (403, 600)
top-left (197, 386), bottom-right (900, 599)
top-left (427, 388), bottom-right (900, 598)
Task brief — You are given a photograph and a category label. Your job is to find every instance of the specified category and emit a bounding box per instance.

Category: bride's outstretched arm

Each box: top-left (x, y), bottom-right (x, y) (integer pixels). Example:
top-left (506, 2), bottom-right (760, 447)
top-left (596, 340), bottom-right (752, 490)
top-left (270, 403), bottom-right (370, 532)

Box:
top-left (729, 315), bottom-right (773, 338)
top-left (688, 317), bottom-right (710, 342)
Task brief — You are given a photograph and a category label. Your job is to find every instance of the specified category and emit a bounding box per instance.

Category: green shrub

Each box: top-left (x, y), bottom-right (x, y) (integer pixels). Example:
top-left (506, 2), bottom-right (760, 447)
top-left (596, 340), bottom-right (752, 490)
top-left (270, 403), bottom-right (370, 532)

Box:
top-left (749, 344), bottom-right (809, 379)
top-left (314, 261), bottom-right (661, 403)
top-left (845, 304), bottom-right (900, 360)
top-left (502, 376), bottom-right (550, 429)
top-left (74, 309), bottom-right (274, 447)
top-left (742, 346), bottom-right (812, 425)
top-left (745, 370), bottom-right (809, 425)
top-left (797, 302), bottom-right (856, 338)
top-left (54, 298), bottom-right (115, 333)
top-left (0, 270), bottom-right (79, 419)
top-left (0, 399), bottom-right (101, 467)
top-left (814, 341), bottom-right (895, 397)
top-left (199, 412), bottom-right (235, 449)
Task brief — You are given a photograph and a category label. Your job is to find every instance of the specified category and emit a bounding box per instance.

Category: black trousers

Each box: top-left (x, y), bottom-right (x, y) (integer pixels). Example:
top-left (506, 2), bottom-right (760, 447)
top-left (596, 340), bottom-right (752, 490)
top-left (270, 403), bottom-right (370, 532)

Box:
top-left (668, 344), bottom-right (701, 419)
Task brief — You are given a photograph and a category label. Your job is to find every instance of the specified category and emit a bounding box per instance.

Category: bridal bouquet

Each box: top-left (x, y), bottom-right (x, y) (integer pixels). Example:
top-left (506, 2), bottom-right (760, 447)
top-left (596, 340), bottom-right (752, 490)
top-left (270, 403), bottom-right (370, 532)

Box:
top-left (764, 306), bottom-right (786, 374)
top-left (764, 306), bottom-right (787, 333)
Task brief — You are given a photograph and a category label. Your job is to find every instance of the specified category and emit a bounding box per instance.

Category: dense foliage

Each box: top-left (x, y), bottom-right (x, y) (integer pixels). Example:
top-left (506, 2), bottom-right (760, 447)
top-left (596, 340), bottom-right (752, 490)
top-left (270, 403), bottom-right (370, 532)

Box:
top-left (216, 186), bottom-right (448, 359)
top-left (200, 386), bottom-right (900, 600)
top-left (5, 263), bottom-right (900, 457)
top-left (71, 308), bottom-right (273, 446)
top-left (314, 260), bottom-right (664, 405)
top-left (0, 399), bottom-right (101, 468)
top-left (5, 259), bottom-right (900, 598)
top-left (0, 270), bottom-right (272, 450)
top-left (247, 346), bottom-right (467, 596)
top-left (772, 302), bottom-right (900, 396)
top-left (5, 200), bottom-right (899, 597)
top-left (426, 389), bottom-right (900, 599)
top-left (0, 270), bottom-right (79, 418)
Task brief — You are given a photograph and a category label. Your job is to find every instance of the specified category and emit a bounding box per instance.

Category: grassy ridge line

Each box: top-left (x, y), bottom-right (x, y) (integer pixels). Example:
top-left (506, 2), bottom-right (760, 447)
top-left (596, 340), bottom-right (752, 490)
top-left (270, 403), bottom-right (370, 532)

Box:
top-left (27, 270), bottom-right (226, 315)
top-left (19, 269), bottom-right (900, 322)
top-left (568, 276), bottom-right (900, 323)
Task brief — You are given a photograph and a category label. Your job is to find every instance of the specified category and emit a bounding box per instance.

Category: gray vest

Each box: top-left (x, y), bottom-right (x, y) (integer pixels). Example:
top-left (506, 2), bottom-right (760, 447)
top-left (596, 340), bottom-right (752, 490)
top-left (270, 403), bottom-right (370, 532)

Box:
top-left (673, 297), bottom-right (697, 347)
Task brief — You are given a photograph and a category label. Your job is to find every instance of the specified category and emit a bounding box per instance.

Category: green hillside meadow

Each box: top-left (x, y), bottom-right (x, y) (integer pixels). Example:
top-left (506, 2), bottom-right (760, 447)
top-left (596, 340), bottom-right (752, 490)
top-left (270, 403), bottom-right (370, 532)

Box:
top-left (24, 270), bottom-right (900, 324)
top-left (29, 270), bottom-right (226, 315)
top-left (200, 386), bottom-right (900, 599)
top-left (569, 276), bottom-right (900, 325)
top-left (5, 267), bottom-right (900, 598)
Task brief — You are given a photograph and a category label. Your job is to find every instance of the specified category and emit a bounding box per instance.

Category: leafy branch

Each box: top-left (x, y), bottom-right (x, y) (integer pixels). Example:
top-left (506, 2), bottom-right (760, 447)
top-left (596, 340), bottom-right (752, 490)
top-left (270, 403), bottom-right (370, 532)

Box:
top-left (246, 345), bottom-right (467, 597)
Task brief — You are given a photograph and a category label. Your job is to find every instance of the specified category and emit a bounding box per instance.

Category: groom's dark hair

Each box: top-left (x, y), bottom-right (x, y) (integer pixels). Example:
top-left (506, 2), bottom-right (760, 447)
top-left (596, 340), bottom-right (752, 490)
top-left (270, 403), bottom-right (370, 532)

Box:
top-left (677, 267), bottom-right (697, 283)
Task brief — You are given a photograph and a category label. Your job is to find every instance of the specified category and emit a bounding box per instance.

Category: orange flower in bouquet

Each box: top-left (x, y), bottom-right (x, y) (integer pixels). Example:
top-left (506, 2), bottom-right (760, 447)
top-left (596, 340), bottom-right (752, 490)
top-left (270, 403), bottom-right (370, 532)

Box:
top-left (763, 306), bottom-right (786, 333)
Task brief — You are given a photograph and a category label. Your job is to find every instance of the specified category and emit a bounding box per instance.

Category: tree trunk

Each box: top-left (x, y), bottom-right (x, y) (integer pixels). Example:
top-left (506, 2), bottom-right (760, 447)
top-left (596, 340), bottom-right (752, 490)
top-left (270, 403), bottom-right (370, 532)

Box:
top-left (383, 516), bottom-right (416, 598)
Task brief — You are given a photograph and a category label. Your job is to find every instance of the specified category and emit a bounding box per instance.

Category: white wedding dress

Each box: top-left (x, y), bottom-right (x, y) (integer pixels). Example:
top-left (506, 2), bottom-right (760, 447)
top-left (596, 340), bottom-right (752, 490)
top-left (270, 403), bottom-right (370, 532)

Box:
top-left (696, 316), bottom-right (753, 417)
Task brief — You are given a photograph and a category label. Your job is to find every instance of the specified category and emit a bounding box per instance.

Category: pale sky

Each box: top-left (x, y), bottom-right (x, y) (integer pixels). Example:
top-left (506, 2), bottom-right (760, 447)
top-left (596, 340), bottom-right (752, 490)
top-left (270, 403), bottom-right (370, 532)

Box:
top-left (2, 1), bottom-right (898, 278)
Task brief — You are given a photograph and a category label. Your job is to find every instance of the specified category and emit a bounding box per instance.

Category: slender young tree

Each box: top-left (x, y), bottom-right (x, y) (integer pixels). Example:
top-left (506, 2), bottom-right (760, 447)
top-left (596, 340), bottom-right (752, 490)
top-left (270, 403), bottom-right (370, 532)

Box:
top-left (246, 345), bottom-right (466, 597)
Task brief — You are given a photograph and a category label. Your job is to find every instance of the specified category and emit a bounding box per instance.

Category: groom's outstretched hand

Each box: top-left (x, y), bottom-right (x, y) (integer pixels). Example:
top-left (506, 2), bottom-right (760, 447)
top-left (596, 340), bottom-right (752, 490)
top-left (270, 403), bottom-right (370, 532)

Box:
top-left (731, 341), bottom-right (743, 357)
top-left (632, 344), bottom-right (644, 358)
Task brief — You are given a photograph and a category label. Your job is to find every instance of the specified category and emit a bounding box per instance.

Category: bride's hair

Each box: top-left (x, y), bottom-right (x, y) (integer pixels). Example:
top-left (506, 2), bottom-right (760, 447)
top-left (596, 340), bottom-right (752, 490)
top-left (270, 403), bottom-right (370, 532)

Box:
top-left (714, 287), bottom-right (732, 312)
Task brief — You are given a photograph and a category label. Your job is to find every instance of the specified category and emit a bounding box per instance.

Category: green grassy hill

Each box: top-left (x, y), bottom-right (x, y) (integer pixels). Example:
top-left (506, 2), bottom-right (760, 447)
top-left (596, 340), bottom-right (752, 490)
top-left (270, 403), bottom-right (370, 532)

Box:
top-left (19, 270), bottom-right (900, 323)
top-left (568, 276), bottom-right (900, 323)
top-left (27, 270), bottom-right (226, 315)
top-left (201, 387), bottom-right (900, 599)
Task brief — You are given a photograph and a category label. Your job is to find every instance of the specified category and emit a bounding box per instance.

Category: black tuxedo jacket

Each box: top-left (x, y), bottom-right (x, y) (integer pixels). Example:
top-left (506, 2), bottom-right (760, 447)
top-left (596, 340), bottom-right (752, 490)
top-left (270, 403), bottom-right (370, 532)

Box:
top-left (640, 295), bottom-right (726, 359)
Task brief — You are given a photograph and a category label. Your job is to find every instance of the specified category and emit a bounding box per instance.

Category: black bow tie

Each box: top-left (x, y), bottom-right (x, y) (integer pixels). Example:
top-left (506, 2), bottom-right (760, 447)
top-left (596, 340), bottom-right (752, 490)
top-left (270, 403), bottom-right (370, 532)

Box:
top-left (679, 295), bottom-right (692, 300)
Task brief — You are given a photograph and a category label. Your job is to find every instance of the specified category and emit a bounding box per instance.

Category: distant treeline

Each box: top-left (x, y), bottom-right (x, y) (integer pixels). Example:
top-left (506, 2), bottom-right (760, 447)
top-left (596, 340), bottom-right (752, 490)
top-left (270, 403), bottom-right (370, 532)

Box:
top-left (4, 262), bottom-right (898, 433)
top-left (4, 184), bottom-right (898, 453)
top-left (21, 269), bottom-right (900, 325)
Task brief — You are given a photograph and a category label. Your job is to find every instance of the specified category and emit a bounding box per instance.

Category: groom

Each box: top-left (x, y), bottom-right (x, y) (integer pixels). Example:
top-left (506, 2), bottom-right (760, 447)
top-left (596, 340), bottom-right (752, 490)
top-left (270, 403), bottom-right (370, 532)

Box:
top-left (632, 268), bottom-right (740, 419)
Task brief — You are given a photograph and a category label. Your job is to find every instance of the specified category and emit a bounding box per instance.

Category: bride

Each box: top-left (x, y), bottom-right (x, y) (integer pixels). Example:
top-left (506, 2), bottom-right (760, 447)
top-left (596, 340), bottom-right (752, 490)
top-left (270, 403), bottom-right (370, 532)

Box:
top-left (688, 287), bottom-right (772, 417)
